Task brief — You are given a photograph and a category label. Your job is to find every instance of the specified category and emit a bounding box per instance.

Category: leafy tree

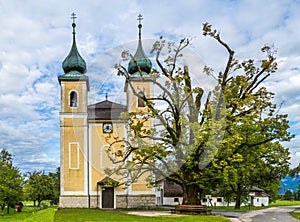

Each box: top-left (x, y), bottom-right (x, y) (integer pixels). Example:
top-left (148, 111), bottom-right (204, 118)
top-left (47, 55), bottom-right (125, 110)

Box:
top-left (0, 149), bottom-right (12, 163)
top-left (284, 189), bottom-right (293, 200)
top-left (295, 184), bottom-right (300, 200)
top-left (213, 142), bottom-right (290, 208)
top-left (48, 167), bottom-right (60, 204)
top-left (111, 23), bottom-right (292, 206)
top-left (0, 149), bottom-right (23, 215)
top-left (24, 171), bottom-right (55, 207)
top-left (290, 164), bottom-right (300, 177)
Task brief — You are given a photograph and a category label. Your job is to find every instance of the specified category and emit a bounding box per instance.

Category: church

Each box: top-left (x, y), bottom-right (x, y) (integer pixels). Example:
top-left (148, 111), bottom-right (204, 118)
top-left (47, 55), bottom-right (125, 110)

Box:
top-left (58, 14), bottom-right (156, 208)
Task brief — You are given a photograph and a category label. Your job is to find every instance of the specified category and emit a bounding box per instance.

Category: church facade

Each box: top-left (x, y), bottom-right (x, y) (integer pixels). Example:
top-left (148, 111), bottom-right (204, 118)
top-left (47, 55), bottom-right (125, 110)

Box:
top-left (58, 16), bottom-right (156, 208)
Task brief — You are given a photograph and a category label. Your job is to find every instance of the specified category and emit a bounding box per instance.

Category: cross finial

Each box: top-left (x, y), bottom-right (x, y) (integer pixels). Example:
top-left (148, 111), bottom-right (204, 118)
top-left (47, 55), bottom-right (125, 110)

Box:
top-left (137, 14), bottom-right (143, 25)
top-left (105, 93), bottom-right (108, 101)
top-left (71, 12), bottom-right (77, 24)
top-left (71, 12), bottom-right (77, 34)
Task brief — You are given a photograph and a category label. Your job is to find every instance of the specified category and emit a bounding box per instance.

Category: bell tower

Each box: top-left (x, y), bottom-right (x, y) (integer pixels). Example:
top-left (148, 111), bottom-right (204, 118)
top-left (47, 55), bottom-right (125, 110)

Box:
top-left (58, 13), bottom-right (90, 208)
top-left (125, 14), bottom-right (154, 193)
top-left (126, 14), bottom-right (153, 113)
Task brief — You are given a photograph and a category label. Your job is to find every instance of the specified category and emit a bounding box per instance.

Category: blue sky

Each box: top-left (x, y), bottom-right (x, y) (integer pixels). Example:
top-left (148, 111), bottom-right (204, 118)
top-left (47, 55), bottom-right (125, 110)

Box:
top-left (0, 0), bottom-right (300, 173)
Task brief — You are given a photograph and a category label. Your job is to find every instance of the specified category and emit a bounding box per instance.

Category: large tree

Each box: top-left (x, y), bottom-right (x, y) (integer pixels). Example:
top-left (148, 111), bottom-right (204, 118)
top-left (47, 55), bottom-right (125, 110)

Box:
top-left (24, 171), bottom-right (55, 207)
top-left (110, 23), bottom-right (293, 205)
top-left (0, 149), bottom-right (23, 215)
top-left (212, 141), bottom-right (290, 208)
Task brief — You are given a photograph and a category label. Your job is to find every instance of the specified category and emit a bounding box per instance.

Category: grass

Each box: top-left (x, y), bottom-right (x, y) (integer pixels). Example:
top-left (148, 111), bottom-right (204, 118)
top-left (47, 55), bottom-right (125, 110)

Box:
top-left (3, 200), bottom-right (299, 222)
top-left (208, 205), bottom-right (267, 212)
top-left (24, 208), bottom-right (55, 222)
top-left (0, 207), bottom-right (54, 222)
top-left (54, 208), bottom-right (230, 222)
top-left (291, 212), bottom-right (300, 219)
top-left (270, 200), bottom-right (300, 206)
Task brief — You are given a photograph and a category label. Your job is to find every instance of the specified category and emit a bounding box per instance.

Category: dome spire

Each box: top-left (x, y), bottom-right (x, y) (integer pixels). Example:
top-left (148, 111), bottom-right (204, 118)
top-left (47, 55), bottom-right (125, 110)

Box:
top-left (137, 13), bottom-right (143, 42)
top-left (62, 12), bottom-right (87, 74)
top-left (71, 12), bottom-right (76, 34)
top-left (128, 14), bottom-right (152, 76)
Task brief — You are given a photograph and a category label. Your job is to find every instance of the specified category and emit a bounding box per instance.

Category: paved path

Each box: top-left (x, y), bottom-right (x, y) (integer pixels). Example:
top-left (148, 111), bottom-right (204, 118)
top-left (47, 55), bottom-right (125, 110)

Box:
top-left (232, 206), bottom-right (300, 222)
top-left (127, 207), bottom-right (300, 221)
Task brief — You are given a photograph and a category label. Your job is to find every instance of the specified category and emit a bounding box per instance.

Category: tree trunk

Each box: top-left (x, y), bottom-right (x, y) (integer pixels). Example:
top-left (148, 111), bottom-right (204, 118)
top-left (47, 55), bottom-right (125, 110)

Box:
top-left (7, 205), bottom-right (9, 214)
top-left (234, 192), bottom-right (242, 209)
top-left (182, 184), bottom-right (200, 205)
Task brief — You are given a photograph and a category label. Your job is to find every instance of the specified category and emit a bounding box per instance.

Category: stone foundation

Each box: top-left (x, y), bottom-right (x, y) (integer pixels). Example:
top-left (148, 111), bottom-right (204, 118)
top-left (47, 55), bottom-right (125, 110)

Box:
top-left (59, 196), bottom-right (89, 208)
top-left (89, 195), bottom-right (98, 208)
top-left (116, 194), bottom-right (156, 209)
top-left (60, 194), bottom-right (156, 209)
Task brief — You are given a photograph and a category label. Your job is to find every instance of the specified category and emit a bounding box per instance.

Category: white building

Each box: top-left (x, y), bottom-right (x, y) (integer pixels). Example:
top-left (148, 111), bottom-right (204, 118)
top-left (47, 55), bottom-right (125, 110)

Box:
top-left (155, 181), bottom-right (270, 207)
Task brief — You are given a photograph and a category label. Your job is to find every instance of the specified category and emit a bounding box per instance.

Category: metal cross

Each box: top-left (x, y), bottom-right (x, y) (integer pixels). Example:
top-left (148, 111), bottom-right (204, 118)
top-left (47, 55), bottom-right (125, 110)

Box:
top-left (71, 12), bottom-right (77, 23)
top-left (137, 14), bottom-right (143, 24)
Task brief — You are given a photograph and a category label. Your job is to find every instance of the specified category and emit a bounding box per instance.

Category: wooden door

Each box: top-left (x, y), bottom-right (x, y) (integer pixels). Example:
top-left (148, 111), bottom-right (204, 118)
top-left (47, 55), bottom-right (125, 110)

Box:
top-left (102, 187), bottom-right (114, 208)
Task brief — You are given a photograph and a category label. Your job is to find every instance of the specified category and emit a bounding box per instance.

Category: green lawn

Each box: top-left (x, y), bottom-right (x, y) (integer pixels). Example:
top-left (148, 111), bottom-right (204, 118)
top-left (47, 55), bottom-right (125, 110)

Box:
top-left (3, 200), bottom-right (300, 222)
top-left (0, 207), bottom-right (54, 222)
top-left (291, 212), bottom-right (300, 220)
top-left (24, 208), bottom-right (55, 222)
top-left (270, 200), bottom-right (300, 206)
top-left (54, 209), bottom-right (230, 222)
top-left (208, 205), bottom-right (268, 212)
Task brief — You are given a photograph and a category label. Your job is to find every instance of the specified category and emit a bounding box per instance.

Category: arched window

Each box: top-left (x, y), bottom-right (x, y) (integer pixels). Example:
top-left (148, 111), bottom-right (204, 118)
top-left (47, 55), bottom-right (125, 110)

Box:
top-left (137, 91), bottom-right (145, 108)
top-left (70, 91), bottom-right (78, 107)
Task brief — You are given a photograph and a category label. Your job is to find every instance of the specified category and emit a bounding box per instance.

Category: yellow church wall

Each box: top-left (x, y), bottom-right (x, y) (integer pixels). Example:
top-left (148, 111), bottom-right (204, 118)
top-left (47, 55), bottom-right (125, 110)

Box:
top-left (132, 184), bottom-right (151, 191)
top-left (131, 165), bottom-right (152, 191)
top-left (90, 123), bottom-right (125, 192)
top-left (127, 80), bottom-right (153, 192)
top-left (62, 118), bottom-right (85, 192)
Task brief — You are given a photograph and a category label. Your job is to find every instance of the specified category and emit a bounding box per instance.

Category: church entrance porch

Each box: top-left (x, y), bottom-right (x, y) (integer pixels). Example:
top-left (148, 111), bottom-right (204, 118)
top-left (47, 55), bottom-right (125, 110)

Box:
top-left (96, 177), bottom-right (119, 209)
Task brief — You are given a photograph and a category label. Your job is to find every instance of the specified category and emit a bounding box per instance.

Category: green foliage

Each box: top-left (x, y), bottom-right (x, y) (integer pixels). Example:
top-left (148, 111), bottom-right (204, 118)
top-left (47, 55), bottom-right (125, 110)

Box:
top-left (24, 171), bottom-right (56, 207)
top-left (284, 190), bottom-right (294, 200)
top-left (200, 23), bottom-right (292, 209)
top-left (48, 168), bottom-right (60, 204)
top-left (0, 149), bottom-right (23, 215)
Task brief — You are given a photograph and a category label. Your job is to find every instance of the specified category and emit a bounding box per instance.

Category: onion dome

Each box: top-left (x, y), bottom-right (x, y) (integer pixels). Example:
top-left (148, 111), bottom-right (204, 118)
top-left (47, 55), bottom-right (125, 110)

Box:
top-left (58, 13), bottom-right (89, 90)
top-left (62, 20), bottom-right (86, 74)
top-left (128, 14), bottom-right (152, 76)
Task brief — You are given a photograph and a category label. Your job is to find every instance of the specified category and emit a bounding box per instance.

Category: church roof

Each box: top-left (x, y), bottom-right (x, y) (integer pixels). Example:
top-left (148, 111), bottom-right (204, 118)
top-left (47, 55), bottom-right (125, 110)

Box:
top-left (128, 14), bottom-right (152, 77)
top-left (88, 100), bottom-right (127, 120)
